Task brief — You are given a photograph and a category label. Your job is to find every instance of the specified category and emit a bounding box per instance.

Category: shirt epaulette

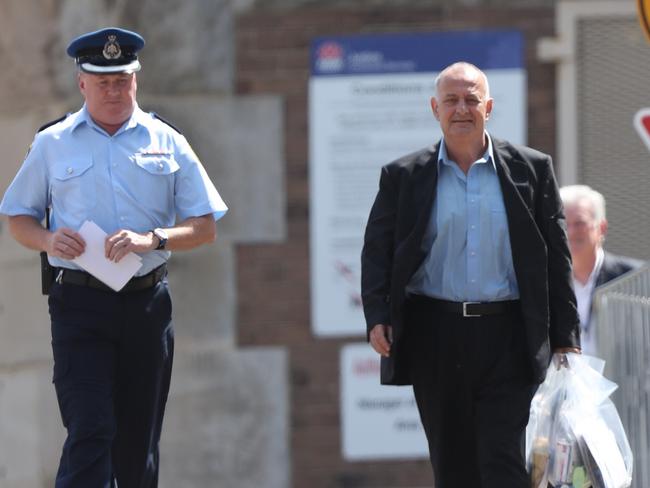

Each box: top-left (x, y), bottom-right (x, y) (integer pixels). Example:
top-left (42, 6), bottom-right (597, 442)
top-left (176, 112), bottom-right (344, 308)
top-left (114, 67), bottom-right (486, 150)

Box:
top-left (37, 113), bottom-right (71, 133)
top-left (151, 112), bottom-right (182, 134)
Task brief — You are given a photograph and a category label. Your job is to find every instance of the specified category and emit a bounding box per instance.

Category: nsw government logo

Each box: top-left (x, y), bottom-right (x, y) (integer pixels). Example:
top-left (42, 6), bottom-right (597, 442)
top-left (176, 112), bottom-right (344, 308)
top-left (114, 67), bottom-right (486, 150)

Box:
top-left (315, 41), bottom-right (344, 73)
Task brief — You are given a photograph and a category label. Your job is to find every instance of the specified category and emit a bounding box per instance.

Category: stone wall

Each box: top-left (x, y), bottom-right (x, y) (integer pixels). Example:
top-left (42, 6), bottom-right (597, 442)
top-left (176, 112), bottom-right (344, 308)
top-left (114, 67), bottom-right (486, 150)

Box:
top-left (0, 1), bottom-right (288, 487)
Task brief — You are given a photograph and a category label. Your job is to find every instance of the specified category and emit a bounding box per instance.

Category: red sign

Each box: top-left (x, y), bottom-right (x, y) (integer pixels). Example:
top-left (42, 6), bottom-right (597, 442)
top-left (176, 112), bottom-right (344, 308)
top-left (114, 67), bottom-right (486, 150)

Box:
top-left (635, 108), bottom-right (650, 152)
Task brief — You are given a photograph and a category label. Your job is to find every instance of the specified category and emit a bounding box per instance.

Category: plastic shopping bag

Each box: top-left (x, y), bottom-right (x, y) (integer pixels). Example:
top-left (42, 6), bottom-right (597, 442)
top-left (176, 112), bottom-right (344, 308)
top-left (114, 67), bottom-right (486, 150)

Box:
top-left (526, 353), bottom-right (633, 488)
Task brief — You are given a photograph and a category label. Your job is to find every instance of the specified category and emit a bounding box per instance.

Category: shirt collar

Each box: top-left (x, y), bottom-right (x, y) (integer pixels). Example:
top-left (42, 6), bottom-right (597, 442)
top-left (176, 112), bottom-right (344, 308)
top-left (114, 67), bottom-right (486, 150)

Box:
top-left (70, 103), bottom-right (145, 135)
top-left (587, 247), bottom-right (605, 287)
top-left (438, 132), bottom-right (495, 172)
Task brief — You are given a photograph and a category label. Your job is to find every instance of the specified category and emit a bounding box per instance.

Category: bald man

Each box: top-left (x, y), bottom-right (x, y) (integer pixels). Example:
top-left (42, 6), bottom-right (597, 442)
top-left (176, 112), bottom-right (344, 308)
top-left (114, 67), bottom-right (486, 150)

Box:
top-left (361, 62), bottom-right (580, 487)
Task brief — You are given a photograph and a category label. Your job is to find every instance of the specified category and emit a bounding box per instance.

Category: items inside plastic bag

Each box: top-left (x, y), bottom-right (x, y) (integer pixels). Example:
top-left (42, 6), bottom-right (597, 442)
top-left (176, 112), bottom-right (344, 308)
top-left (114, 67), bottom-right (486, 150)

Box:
top-left (526, 353), bottom-right (633, 488)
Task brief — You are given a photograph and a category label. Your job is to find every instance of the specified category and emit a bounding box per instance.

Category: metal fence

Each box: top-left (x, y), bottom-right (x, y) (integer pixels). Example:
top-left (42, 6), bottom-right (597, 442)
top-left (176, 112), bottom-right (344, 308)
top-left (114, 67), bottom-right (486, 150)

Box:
top-left (592, 265), bottom-right (650, 488)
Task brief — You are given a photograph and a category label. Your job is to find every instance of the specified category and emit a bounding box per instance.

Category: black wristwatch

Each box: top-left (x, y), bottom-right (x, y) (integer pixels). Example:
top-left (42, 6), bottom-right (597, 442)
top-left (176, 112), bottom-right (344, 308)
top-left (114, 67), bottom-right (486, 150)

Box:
top-left (151, 228), bottom-right (168, 250)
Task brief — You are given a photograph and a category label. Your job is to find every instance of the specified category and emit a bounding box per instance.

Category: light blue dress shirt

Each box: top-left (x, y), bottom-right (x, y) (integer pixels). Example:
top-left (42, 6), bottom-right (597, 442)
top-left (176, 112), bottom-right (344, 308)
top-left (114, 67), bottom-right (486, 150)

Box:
top-left (407, 134), bottom-right (519, 301)
top-left (0, 104), bottom-right (228, 275)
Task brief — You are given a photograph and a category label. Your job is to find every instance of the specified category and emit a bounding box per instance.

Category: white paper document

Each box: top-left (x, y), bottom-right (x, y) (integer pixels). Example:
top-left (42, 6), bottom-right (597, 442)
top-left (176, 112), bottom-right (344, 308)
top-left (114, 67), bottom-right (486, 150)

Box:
top-left (72, 220), bottom-right (143, 291)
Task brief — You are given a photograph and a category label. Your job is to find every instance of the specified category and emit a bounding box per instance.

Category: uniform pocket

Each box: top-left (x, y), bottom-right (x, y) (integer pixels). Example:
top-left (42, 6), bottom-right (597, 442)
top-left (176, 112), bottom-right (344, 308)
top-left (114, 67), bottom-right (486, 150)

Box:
top-left (133, 154), bottom-right (180, 175)
top-left (52, 159), bottom-right (93, 181)
top-left (51, 159), bottom-right (96, 217)
top-left (130, 154), bottom-right (180, 216)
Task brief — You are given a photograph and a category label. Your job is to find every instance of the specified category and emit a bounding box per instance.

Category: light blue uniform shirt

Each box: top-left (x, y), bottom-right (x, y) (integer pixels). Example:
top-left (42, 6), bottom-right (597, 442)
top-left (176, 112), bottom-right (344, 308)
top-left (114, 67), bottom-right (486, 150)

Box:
top-left (407, 134), bottom-right (519, 301)
top-left (0, 104), bottom-right (228, 276)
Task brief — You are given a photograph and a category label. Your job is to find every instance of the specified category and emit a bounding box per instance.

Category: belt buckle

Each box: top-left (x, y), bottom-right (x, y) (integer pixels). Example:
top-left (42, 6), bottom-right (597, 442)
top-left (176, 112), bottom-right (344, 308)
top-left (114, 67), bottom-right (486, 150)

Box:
top-left (462, 301), bottom-right (481, 317)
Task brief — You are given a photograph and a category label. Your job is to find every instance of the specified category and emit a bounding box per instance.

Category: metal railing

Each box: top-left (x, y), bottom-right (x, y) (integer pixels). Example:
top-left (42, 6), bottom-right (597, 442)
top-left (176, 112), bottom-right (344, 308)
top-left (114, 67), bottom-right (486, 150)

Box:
top-left (592, 264), bottom-right (650, 488)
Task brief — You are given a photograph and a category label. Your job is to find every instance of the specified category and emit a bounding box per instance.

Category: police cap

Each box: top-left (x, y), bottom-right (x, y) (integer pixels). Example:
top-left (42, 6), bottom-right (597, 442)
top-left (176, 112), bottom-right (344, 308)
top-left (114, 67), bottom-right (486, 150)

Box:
top-left (66, 27), bottom-right (145, 74)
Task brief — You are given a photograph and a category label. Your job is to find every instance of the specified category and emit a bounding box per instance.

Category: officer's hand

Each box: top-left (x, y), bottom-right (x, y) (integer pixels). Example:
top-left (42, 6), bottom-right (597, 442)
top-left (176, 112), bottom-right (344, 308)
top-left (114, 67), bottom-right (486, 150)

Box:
top-left (105, 229), bottom-right (155, 262)
top-left (47, 228), bottom-right (86, 260)
top-left (369, 323), bottom-right (393, 358)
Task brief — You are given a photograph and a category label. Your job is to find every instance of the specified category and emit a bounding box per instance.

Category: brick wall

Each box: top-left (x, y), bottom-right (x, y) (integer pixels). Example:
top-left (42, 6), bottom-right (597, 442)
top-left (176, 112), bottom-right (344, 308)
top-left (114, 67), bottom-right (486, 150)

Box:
top-left (235, 6), bottom-right (556, 487)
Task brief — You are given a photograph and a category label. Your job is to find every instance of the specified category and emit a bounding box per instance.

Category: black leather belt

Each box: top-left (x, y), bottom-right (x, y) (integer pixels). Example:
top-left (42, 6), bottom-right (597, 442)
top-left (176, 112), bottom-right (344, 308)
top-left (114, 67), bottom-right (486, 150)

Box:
top-left (55, 264), bottom-right (167, 293)
top-left (410, 295), bottom-right (520, 318)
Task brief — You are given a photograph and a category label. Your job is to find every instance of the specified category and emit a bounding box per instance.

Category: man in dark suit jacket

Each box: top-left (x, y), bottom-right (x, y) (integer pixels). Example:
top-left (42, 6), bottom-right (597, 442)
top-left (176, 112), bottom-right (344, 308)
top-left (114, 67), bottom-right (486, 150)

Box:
top-left (560, 184), bottom-right (644, 355)
top-left (361, 62), bottom-right (581, 487)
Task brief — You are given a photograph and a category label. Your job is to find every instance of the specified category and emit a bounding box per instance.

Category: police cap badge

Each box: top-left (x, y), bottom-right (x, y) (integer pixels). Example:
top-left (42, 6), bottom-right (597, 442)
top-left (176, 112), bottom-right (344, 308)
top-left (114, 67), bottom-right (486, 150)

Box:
top-left (66, 27), bottom-right (145, 74)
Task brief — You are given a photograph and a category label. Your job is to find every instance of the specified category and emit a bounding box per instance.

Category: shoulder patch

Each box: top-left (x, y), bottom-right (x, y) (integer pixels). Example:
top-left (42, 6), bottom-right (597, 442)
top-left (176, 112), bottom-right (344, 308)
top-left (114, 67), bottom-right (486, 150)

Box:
top-left (37, 113), bottom-right (70, 133)
top-left (151, 112), bottom-right (183, 134)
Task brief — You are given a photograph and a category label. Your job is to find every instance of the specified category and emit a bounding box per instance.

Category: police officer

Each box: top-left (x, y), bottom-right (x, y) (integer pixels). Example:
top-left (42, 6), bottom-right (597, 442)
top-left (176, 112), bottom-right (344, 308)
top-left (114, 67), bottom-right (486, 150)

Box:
top-left (0, 27), bottom-right (227, 487)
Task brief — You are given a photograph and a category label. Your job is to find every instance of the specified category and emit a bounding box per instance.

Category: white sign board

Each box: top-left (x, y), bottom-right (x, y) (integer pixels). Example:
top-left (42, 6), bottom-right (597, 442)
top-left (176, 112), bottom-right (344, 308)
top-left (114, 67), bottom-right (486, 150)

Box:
top-left (340, 343), bottom-right (428, 461)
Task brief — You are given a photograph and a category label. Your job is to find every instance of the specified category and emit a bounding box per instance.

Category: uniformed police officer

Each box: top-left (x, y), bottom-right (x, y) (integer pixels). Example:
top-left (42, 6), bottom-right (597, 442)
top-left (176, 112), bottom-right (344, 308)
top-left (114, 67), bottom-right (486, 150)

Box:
top-left (0, 27), bottom-right (228, 488)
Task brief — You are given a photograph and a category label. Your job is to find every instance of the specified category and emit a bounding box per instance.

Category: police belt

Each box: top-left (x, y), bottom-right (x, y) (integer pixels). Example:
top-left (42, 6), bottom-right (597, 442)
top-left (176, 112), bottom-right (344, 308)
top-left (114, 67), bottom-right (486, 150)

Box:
top-left (55, 264), bottom-right (167, 293)
top-left (410, 295), bottom-right (520, 318)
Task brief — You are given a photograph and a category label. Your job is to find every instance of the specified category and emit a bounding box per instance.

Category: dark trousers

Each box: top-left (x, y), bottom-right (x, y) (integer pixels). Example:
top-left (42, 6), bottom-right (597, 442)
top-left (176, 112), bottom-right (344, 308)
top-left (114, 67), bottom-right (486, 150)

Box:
top-left (48, 279), bottom-right (174, 488)
top-left (406, 297), bottom-right (536, 488)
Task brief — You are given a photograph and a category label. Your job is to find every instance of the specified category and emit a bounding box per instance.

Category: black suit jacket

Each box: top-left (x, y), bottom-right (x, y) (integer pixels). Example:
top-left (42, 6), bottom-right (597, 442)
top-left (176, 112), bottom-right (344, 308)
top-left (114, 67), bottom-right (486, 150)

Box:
top-left (361, 137), bottom-right (581, 385)
top-left (595, 252), bottom-right (644, 288)
top-left (584, 252), bottom-right (645, 327)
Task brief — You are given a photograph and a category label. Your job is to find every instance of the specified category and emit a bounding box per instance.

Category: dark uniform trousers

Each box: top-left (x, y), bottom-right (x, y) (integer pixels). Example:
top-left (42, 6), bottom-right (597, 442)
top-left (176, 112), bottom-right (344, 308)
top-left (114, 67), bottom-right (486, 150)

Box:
top-left (406, 296), bottom-right (537, 488)
top-left (48, 278), bottom-right (174, 488)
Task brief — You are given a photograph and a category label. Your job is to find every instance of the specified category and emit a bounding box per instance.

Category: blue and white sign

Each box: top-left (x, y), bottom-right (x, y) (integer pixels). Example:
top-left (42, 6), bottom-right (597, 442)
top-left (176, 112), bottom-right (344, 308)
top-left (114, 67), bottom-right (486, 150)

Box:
top-left (311, 30), bottom-right (523, 76)
top-left (309, 30), bottom-right (526, 337)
